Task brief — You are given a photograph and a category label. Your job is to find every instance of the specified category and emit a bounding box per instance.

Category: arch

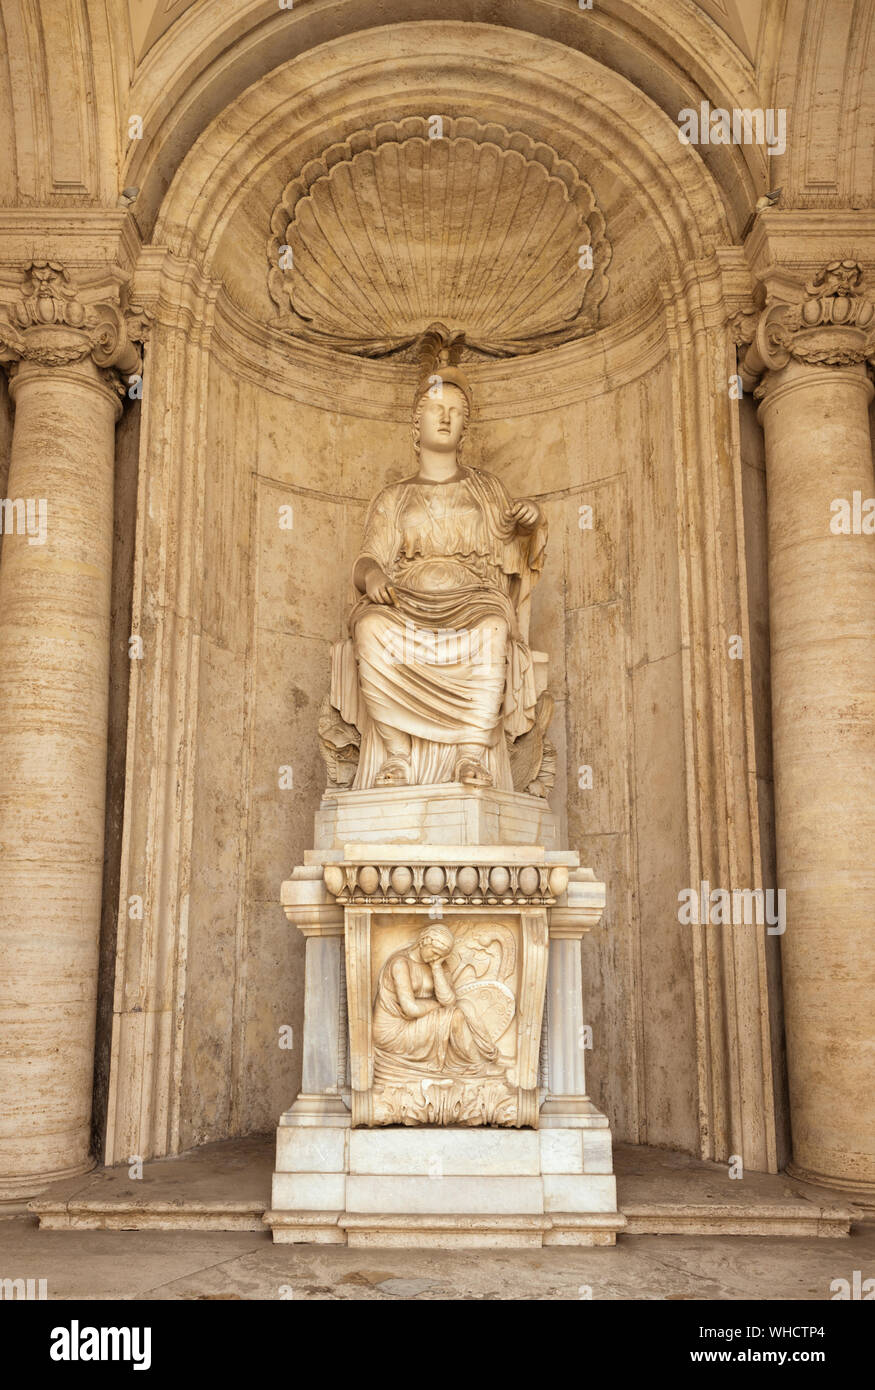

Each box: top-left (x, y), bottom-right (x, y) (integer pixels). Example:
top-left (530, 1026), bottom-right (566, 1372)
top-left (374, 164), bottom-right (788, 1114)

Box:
top-left (125, 0), bottom-right (766, 242)
top-left (144, 23), bottom-right (740, 340)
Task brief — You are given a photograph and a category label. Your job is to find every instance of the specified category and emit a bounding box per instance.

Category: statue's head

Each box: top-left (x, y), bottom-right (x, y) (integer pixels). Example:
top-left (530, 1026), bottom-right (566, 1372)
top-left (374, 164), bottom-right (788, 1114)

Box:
top-left (418, 922), bottom-right (455, 962)
top-left (412, 323), bottom-right (472, 461)
top-left (413, 380), bottom-right (470, 460)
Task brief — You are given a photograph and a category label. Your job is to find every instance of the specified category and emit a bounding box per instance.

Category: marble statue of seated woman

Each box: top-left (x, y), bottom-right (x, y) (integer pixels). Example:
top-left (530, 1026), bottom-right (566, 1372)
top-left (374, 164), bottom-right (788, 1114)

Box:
top-left (328, 342), bottom-right (547, 792)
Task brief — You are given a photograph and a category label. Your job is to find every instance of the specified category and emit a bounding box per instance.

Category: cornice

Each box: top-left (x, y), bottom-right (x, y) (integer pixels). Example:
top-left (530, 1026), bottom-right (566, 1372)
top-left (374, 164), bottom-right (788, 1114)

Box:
top-left (0, 210), bottom-right (142, 279)
top-left (745, 209), bottom-right (875, 286)
top-left (204, 277), bottom-right (682, 419)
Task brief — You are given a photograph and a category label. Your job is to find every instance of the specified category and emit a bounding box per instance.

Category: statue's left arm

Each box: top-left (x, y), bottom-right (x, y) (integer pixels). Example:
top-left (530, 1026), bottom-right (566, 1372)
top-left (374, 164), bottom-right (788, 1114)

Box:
top-left (474, 469), bottom-right (547, 643)
top-left (505, 497), bottom-right (542, 532)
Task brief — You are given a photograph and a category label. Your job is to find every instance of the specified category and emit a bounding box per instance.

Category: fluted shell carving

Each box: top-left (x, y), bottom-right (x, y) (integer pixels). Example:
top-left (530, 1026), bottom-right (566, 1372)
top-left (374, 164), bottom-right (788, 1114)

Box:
top-left (267, 118), bottom-right (610, 358)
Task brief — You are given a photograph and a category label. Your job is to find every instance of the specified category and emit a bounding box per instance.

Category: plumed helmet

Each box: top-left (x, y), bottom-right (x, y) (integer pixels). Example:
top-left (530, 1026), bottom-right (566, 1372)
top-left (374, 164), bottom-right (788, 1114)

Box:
top-left (412, 322), bottom-right (473, 412)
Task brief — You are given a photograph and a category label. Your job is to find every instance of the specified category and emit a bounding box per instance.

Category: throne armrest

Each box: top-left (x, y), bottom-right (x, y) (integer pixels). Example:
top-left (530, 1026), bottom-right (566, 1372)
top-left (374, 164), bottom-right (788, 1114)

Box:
top-left (532, 650), bottom-right (549, 698)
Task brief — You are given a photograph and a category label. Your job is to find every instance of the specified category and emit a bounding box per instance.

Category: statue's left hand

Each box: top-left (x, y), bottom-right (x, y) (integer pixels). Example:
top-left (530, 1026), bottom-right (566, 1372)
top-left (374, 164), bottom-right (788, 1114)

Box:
top-left (506, 498), bottom-right (541, 530)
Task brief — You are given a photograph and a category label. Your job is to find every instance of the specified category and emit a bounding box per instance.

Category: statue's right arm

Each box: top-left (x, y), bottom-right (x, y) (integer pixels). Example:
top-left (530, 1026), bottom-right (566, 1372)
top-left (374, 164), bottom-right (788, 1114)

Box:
top-left (353, 556), bottom-right (393, 603)
top-left (353, 487), bottom-right (397, 603)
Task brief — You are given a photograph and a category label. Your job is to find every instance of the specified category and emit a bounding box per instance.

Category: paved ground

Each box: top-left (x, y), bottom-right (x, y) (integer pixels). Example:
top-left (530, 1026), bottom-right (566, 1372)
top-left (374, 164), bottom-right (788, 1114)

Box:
top-left (2, 1216), bottom-right (873, 1300)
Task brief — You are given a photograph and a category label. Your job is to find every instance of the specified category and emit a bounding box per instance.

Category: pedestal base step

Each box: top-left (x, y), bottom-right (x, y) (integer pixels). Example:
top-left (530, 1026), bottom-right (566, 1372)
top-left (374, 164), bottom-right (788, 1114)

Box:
top-left (313, 784), bottom-right (561, 851)
top-left (26, 1135), bottom-right (856, 1237)
top-left (264, 1209), bottom-right (624, 1248)
top-left (267, 1122), bottom-right (625, 1247)
top-left (621, 1205), bottom-right (850, 1238)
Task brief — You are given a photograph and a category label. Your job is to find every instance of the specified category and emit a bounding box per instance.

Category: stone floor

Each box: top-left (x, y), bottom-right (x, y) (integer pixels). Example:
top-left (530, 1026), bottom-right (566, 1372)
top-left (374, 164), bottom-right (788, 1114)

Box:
top-left (2, 1136), bottom-right (872, 1299)
top-left (1, 1215), bottom-right (873, 1300)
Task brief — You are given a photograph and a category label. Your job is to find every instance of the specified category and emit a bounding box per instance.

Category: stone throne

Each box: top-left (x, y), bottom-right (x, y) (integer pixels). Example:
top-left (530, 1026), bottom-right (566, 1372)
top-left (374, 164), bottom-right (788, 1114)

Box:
top-left (265, 328), bottom-right (624, 1248)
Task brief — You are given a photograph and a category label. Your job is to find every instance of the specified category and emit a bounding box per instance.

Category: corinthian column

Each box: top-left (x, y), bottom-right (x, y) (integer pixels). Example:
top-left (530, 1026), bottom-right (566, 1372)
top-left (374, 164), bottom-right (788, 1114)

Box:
top-left (0, 262), bottom-right (143, 1198)
top-left (742, 260), bottom-right (875, 1198)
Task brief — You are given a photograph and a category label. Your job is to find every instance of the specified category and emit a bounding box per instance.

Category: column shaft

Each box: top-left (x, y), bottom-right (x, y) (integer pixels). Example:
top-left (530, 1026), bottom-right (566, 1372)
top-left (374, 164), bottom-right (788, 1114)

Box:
top-left (301, 934), bottom-right (345, 1095)
top-left (0, 356), bottom-right (120, 1195)
top-left (758, 360), bottom-right (875, 1192)
top-left (546, 937), bottom-right (587, 1098)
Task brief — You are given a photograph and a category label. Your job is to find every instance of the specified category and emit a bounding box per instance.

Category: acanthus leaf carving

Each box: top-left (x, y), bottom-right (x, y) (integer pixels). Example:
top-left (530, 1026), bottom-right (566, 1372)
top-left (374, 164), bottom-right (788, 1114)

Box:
top-left (742, 259), bottom-right (875, 390)
top-left (0, 262), bottom-right (150, 380)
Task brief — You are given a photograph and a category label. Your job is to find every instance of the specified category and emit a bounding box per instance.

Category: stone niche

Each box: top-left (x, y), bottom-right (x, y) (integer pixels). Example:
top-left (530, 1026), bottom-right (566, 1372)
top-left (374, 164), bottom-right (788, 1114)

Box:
top-left (103, 21), bottom-right (783, 1197)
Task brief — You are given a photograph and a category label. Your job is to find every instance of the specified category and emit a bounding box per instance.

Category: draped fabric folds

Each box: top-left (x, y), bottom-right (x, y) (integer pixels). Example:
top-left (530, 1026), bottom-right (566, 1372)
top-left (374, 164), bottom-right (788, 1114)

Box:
top-left (330, 466), bottom-right (546, 791)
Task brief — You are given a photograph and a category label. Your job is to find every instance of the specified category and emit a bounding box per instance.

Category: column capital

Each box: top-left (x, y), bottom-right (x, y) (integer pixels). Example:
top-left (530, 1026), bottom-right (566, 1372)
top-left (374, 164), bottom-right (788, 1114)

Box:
top-left (0, 260), bottom-right (150, 393)
top-left (737, 259), bottom-right (875, 397)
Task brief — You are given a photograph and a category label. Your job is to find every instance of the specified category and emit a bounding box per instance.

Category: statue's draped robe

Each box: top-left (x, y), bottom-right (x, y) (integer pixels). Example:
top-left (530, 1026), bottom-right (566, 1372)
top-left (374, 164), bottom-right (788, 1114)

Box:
top-left (330, 466), bottom-right (546, 789)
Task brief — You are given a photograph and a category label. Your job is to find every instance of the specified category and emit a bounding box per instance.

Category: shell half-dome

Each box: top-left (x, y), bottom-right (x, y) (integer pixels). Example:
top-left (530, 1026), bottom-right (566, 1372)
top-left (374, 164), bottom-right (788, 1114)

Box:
top-left (267, 118), bottom-right (610, 358)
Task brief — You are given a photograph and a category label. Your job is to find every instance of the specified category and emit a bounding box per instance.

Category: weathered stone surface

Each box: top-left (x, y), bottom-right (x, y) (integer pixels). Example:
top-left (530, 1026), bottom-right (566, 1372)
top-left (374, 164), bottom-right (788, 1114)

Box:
top-left (0, 4), bottom-right (872, 1222)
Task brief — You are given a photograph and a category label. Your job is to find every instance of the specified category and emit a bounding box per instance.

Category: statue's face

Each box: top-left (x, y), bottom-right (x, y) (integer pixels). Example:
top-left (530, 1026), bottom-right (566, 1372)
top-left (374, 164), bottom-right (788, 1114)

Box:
top-left (417, 384), bottom-right (467, 452)
top-left (419, 932), bottom-right (451, 963)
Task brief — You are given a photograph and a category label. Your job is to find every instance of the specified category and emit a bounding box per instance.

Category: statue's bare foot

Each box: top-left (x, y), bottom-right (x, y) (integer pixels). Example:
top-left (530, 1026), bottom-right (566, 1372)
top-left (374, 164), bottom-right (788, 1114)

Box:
top-left (375, 755), bottom-right (411, 786)
top-left (455, 755), bottom-right (493, 787)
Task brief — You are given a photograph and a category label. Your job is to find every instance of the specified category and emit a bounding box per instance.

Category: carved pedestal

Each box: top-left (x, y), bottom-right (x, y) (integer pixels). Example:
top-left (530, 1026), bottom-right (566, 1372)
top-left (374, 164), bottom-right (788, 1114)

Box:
top-left (265, 789), bottom-right (625, 1247)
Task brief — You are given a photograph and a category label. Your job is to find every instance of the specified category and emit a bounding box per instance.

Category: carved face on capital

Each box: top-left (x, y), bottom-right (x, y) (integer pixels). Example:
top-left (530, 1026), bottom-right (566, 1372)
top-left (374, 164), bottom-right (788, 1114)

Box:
top-left (416, 383), bottom-right (468, 453)
top-left (27, 261), bottom-right (68, 297)
top-left (814, 259), bottom-right (863, 298)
